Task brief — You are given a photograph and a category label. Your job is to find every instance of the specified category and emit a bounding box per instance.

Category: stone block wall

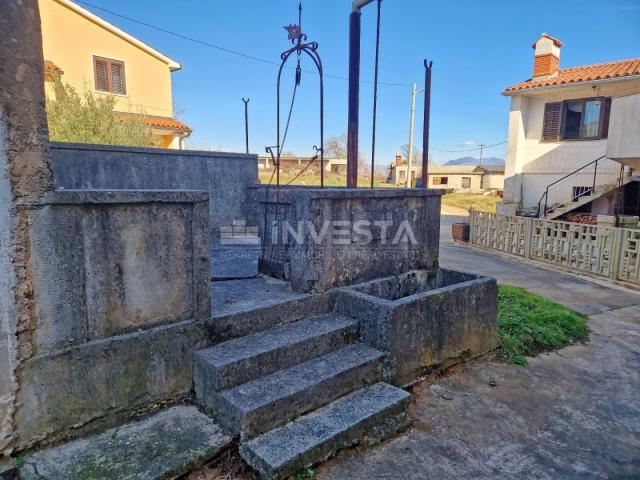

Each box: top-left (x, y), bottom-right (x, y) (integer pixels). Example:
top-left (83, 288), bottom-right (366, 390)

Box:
top-left (251, 187), bottom-right (442, 293)
top-left (13, 190), bottom-right (211, 449)
top-left (49, 142), bottom-right (258, 241)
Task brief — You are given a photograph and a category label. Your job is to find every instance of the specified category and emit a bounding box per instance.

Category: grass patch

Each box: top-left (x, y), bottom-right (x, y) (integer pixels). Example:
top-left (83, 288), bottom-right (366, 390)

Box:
top-left (497, 285), bottom-right (589, 365)
top-left (257, 171), bottom-right (390, 188)
top-left (441, 192), bottom-right (501, 213)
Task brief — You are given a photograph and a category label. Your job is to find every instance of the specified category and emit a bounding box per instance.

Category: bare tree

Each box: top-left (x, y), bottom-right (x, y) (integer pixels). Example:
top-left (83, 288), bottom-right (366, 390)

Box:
top-left (401, 144), bottom-right (422, 165)
top-left (323, 133), bottom-right (347, 158)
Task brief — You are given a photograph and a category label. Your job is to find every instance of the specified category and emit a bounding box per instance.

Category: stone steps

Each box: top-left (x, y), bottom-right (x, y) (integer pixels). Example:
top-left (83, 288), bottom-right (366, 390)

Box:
top-left (239, 383), bottom-right (411, 480)
top-left (194, 314), bottom-right (358, 393)
top-left (211, 344), bottom-right (384, 439)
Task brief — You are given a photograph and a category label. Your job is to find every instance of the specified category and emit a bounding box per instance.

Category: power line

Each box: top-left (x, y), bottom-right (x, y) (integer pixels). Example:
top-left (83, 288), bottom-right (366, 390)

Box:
top-left (76, 1), bottom-right (412, 87)
top-left (431, 140), bottom-right (506, 153)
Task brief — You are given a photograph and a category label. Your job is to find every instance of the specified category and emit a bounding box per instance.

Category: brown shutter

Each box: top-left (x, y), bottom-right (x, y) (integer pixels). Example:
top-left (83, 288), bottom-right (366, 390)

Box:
top-left (94, 58), bottom-right (108, 91)
top-left (601, 97), bottom-right (612, 138)
top-left (110, 62), bottom-right (126, 94)
top-left (542, 101), bottom-right (562, 141)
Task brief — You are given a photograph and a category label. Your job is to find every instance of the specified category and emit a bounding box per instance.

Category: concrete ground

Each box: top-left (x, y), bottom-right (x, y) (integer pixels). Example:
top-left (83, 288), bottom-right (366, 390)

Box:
top-left (316, 209), bottom-right (640, 480)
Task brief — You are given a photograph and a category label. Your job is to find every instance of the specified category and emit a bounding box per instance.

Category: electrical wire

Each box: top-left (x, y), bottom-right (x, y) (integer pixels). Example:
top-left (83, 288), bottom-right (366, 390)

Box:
top-left (431, 140), bottom-right (507, 153)
top-left (76, 1), bottom-right (412, 87)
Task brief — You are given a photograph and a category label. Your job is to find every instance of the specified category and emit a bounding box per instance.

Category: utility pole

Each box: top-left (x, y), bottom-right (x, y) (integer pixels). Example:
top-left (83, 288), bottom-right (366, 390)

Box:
top-left (478, 143), bottom-right (486, 167)
top-left (406, 82), bottom-right (425, 187)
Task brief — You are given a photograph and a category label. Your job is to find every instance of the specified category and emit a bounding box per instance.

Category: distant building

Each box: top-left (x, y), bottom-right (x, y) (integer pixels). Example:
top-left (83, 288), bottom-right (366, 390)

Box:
top-left (39, 0), bottom-right (191, 148)
top-left (500, 33), bottom-right (640, 218)
top-left (257, 156), bottom-right (347, 174)
top-left (388, 155), bottom-right (504, 192)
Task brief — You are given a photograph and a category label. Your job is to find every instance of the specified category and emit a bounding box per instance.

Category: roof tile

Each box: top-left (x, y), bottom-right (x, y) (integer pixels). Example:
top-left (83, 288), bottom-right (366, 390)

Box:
top-left (504, 58), bottom-right (640, 93)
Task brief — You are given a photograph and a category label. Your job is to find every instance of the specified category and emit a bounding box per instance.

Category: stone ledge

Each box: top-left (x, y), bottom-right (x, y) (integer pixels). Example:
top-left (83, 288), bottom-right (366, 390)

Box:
top-left (36, 189), bottom-right (209, 205)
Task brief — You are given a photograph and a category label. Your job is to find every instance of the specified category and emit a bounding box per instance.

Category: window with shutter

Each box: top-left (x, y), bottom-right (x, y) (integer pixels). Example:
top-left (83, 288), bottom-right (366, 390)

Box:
top-left (542, 102), bottom-right (562, 142)
top-left (93, 56), bottom-right (126, 95)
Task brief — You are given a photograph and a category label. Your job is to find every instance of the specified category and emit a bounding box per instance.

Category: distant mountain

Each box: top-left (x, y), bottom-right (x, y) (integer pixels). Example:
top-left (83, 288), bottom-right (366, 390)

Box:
top-left (444, 156), bottom-right (504, 166)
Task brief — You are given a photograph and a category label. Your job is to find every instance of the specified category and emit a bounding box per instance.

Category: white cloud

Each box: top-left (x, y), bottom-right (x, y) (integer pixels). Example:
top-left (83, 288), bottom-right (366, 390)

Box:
top-left (462, 140), bottom-right (477, 146)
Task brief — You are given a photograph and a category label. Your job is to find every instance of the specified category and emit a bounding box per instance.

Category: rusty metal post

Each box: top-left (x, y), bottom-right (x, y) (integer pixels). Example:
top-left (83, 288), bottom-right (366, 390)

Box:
top-left (242, 97), bottom-right (250, 154)
top-left (421, 60), bottom-right (432, 189)
top-left (347, 10), bottom-right (361, 188)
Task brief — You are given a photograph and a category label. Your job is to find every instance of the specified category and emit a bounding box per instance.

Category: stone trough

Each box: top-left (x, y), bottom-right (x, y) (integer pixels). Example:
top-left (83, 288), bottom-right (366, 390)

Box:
top-left (335, 268), bottom-right (499, 386)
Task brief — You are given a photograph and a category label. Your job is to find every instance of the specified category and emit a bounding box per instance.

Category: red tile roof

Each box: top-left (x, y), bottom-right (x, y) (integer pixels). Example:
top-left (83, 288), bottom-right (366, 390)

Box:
top-left (116, 112), bottom-right (191, 133)
top-left (504, 58), bottom-right (640, 93)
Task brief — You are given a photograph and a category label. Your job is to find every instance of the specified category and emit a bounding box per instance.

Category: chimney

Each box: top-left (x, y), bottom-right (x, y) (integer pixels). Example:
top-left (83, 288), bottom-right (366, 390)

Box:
top-left (532, 33), bottom-right (562, 79)
top-left (395, 154), bottom-right (403, 166)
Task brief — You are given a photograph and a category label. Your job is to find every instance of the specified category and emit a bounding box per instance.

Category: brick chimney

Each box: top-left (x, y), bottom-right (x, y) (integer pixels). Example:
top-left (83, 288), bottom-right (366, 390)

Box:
top-left (395, 154), bottom-right (403, 166)
top-left (532, 33), bottom-right (562, 79)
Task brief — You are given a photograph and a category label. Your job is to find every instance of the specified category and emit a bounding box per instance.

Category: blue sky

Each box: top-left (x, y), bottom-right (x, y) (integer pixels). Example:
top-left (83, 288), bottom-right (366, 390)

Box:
top-left (77, 0), bottom-right (640, 166)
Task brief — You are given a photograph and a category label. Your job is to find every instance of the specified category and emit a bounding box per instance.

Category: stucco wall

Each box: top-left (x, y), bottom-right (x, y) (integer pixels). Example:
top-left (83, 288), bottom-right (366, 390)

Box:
top-left (503, 79), bottom-right (640, 209)
top-left (49, 142), bottom-right (258, 240)
top-left (606, 93), bottom-right (640, 170)
top-left (39, 0), bottom-right (174, 117)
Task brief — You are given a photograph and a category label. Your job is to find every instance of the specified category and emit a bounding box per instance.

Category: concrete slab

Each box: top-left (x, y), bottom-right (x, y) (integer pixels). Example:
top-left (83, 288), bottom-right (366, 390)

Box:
top-left (211, 243), bottom-right (259, 280)
top-left (22, 406), bottom-right (232, 480)
top-left (211, 275), bottom-right (308, 318)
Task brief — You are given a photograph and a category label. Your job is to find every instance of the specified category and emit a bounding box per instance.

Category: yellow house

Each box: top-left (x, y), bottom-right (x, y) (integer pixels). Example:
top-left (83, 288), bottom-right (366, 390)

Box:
top-left (39, 0), bottom-right (191, 148)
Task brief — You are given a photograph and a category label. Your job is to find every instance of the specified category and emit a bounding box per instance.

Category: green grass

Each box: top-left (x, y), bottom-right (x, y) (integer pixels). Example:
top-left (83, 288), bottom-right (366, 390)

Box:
top-left (497, 285), bottom-right (589, 365)
top-left (441, 192), bottom-right (502, 213)
top-left (257, 171), bottom-right (391, 188)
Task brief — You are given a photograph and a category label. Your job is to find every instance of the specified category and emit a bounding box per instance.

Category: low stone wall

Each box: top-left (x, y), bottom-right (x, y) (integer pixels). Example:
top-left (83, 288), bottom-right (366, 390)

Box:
top-left (14, 190), bottom-right (211, 449)
top-left (49, 142), bottom-right (258, 240)
top-left (334, 269), bottom-right (499, 386)
top-left (250, 186), bottom-right (442, 293)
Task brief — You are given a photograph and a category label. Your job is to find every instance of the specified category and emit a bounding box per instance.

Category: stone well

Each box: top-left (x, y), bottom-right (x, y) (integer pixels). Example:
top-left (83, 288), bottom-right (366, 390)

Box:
top-left (250, 186), bottom-right (442, 293)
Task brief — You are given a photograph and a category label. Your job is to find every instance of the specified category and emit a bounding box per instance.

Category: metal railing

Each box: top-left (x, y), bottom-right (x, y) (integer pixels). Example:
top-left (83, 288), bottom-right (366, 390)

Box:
top-left (537, 155), bottom-right (606, 217)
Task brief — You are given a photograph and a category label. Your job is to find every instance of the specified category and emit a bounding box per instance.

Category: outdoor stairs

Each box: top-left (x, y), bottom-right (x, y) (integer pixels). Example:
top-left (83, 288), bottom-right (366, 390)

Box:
top-left (545, 175), bottom-right (639, 220)
top-left (193, 313), bottom-right (410, 479)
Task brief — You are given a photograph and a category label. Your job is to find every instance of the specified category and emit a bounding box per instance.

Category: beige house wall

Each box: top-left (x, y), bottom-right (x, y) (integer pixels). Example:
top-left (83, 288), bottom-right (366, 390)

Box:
top-left (39, 0), bottom-right (175, 118)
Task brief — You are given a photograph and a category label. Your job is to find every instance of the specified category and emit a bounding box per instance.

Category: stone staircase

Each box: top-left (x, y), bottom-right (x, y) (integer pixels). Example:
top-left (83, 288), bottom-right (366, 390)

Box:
top-left (545, 175), bottom-right (638, 220)
top-left (194, 314), bottom-right (410, 479)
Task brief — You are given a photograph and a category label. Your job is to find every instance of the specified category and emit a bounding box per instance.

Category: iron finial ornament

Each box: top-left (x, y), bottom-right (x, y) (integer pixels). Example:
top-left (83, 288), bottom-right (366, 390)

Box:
top-left (271, 2), bottom-right (324, 187)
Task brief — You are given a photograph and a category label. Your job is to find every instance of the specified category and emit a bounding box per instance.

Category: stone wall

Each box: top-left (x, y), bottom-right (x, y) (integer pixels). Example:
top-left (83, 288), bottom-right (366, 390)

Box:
top-left (49, 142), bottom-right (258, 240)
top-left (0, 0), bottom-right (54, 455)
top-left (14, 190), bottom-right (211, 449)
top-left (251, 187), bottom-right (442, 293)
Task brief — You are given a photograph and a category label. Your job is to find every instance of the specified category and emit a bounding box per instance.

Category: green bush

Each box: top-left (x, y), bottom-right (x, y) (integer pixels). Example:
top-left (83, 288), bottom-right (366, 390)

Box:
top-left (46, 83), bottom-right (152, 147)
top-left (497, 285), bottom-right (589, 365)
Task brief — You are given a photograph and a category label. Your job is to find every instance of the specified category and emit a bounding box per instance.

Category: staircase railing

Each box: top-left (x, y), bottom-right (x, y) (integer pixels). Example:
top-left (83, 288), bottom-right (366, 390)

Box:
top-left (537, 155), bottom-right (606, 217)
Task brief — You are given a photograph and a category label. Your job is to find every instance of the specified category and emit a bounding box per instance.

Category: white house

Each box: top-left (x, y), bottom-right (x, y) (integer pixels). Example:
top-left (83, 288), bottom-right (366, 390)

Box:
top-left (388, 162), bottom-right (504, 192)
top-left (500, 34), bottom-right (640, 219)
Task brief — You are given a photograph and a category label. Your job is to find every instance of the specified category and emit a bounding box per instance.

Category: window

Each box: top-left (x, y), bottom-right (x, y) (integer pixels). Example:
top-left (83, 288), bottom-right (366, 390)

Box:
top-left (461, 177), bottom-right (471, 189)
top-left (542, 97), bottom-right (612, 141)
top-left (93, 56), bottom-right (126, 95)
top-left (399, 170), bottom-right (406, 181)
top-left (572, 186), bottom-right (591, 200)
top-left (432, 176), bottom-right (448, 185)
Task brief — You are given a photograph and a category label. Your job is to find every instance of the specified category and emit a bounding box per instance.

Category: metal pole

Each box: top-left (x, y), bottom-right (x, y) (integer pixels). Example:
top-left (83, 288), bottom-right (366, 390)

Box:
top-left (406, 82), bottom-right (417, 188)
top-left (242, 97), bottom-right (250, 154)
top-left (478, 144), bottom-right (485, 167)
top-left (370, 0), bottom-right (382, 189)
top-left (347, 10), bottom-right (361, 188)
top-left (421, 60), bottom-right (432, 189)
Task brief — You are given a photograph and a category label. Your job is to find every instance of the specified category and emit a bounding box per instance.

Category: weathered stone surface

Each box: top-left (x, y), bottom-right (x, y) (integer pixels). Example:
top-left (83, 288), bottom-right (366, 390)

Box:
top-left (195, 314), bottom-right (357, 392)
top-left (22, 406), bottom-right (233, 480)
top-left (336, 268), bottom-right (499, 386)
top-left (28, 190), bottom-right (210, 353)
top-left (211, 243), bottom-right (260, 280)
top-left (250, 187), bottom-right (442, 293)
top-left (14, 319), bottom-right (210, 450)
top-left (49, 142), bottom-right (257, 239)
top-left (240, 383), bottom-right (410, 480)
top-left (0, 0), bottom-right (53, 454)
top-left (210, 344), bottom-right (384, 439)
